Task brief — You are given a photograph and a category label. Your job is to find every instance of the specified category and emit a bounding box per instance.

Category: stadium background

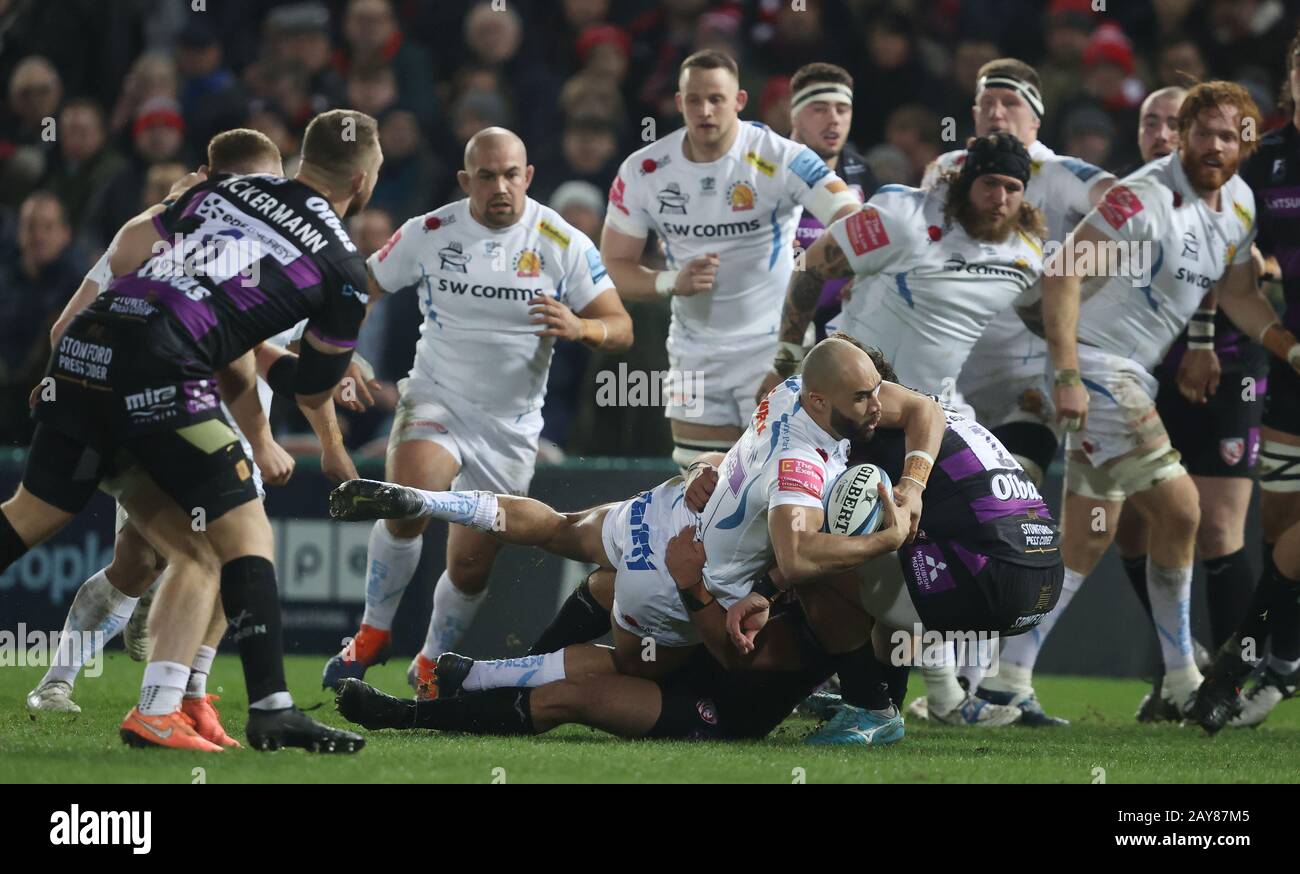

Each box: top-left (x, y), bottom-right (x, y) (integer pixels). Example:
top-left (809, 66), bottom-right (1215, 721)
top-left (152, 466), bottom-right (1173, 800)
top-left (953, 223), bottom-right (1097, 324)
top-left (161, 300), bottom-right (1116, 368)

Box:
top-left (0, 0), bottom-right (1291, 672)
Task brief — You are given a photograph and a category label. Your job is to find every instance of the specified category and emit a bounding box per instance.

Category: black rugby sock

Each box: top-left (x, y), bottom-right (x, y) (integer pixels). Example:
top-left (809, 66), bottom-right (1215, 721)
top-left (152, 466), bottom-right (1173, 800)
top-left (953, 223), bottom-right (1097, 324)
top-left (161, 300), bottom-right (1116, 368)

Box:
top-left (1266, 566), bottom-right (1300, 662)
top-left (220, 556), bottom-right (289, 705)
top-left (528, 578), bottom-right (611, 654)
top-left (413, 688), bottom-right (537, 735)
top-left (1203, 549), bottom-right (1255, 650)
top-left (834, 641), bottom-right (894, 712)
top-left (1121, 554), bottom-right (1152, 619)
top-left (1236, 547), bottom-right (1281, 658)
top-left (0, 509), bottom-right (28, 573)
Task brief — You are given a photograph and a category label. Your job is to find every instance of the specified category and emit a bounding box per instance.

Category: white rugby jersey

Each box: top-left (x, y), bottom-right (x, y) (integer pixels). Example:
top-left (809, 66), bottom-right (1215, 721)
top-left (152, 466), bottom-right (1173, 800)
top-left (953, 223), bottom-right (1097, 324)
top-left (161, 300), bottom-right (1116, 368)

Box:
top-left (828, 184), bottom-right (1044, 396)
top-left (369, 197), bottom-right (614, 416)
top-left (925, 141), bottom-right (1114, 387)
top-left (604, 121), bottom-right (852, 346)
top-left (697, 376), bottom-right (848, 603)
top-left (1077, 152), bottom-right (1256, 373)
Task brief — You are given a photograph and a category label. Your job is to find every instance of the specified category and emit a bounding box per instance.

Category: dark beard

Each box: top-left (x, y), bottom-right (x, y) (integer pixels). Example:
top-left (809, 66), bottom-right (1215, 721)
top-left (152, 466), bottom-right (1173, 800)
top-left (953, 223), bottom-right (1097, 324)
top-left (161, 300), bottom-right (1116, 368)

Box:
top-left (956, 199), bottom-right (1017, 241)
top-left (830, 405), bottom-right (874, 443)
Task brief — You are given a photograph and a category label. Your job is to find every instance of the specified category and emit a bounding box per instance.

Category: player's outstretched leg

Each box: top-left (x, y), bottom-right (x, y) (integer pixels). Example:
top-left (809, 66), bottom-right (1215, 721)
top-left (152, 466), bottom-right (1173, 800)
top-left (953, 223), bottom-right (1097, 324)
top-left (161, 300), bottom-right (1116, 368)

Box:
top-left (329, 479), bottom-right (471, 524)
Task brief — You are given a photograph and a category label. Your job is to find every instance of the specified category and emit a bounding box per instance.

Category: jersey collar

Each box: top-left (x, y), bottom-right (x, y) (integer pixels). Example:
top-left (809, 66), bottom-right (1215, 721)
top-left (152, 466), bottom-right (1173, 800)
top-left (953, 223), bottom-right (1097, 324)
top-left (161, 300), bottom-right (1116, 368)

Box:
top-left (1166, 149), bottom-right (1212, 211)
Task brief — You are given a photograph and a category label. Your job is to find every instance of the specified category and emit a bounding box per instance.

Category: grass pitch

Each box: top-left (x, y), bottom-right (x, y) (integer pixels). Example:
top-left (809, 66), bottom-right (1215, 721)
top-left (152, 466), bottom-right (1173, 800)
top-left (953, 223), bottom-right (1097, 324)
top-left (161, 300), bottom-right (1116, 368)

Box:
top-left (2, 654), bottom-right (1298, 783)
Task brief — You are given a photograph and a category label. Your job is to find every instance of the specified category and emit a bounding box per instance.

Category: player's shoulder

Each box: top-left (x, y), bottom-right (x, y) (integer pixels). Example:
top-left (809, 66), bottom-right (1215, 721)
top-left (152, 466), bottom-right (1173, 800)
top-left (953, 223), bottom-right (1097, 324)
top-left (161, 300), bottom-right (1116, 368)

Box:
top-left (1223, 174), bottom-right (1257, 231)
top-left (619, 129), bottom-right (685, 179)
top-left (531, 200), bottom-right (596, 254)
top-left (869, 184), bottom-right (930, 223)
top-left (1038, 152), bottom-right (1111, 188)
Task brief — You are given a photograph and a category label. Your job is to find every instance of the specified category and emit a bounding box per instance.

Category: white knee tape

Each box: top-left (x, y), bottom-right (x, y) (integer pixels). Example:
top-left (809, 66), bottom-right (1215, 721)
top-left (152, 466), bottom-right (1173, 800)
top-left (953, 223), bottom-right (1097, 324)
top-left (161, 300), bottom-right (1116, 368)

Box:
top-left (1012, 454), bottom-right (1045, 488)
top-left (1260, 440), bottom-right (1300, 493)
top-left (1065, 457), bottom-right (1125, 502)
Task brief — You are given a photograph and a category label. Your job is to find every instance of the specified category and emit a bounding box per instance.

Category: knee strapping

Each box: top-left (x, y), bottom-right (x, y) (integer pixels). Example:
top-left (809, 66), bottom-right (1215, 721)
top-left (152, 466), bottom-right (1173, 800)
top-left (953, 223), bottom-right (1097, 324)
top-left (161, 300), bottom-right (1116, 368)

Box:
top-left (1067, 446), bottom-right (1185, 501)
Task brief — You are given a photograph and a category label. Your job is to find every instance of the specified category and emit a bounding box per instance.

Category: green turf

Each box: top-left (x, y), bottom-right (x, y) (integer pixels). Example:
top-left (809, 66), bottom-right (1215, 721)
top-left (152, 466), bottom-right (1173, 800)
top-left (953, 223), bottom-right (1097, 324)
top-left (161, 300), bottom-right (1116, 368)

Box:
top-left (2, 654), bottom-right (1297, 783)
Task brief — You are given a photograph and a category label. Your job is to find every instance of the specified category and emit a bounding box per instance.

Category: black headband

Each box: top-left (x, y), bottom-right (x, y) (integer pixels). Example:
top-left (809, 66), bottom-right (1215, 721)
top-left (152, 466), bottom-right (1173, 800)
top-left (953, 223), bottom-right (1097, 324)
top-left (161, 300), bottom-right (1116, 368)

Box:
top-left (961, 133), bottom-right (1031, 186)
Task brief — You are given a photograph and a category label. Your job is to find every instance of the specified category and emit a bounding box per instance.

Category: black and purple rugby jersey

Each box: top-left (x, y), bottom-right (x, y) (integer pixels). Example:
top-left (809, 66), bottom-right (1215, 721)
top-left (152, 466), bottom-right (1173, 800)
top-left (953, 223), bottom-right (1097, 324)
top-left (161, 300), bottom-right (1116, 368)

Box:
top-left (851, 407), bottom-right (1060, 569)
top-left (98, 172), bottom-right (369, 369)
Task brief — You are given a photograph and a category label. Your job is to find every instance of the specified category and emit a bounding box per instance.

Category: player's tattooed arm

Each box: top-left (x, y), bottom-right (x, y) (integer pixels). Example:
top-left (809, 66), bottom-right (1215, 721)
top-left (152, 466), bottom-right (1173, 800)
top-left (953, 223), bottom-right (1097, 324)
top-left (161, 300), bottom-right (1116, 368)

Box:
top-left (777, 233), bottom-right (852, 345)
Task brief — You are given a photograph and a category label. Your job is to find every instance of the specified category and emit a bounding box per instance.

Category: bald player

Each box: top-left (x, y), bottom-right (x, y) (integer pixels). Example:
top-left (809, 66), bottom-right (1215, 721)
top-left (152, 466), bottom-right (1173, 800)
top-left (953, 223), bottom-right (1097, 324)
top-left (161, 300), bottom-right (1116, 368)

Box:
top-left (330, 335), bottom-right (946, 746)
top-left (324, 127), bottom-right (633, 697)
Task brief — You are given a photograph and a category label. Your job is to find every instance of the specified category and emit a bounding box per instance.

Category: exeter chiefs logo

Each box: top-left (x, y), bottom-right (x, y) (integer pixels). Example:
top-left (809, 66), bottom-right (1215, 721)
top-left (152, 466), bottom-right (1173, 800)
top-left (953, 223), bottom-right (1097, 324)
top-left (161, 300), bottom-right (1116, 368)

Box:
top-left (513, 248), bottom-right (544, 278)
top-left (438, 241), bottom-right (471, 272)
top-left (657, 183), bottom-right (689, 214)
top-left (726, 181), bottom-right (755, 212)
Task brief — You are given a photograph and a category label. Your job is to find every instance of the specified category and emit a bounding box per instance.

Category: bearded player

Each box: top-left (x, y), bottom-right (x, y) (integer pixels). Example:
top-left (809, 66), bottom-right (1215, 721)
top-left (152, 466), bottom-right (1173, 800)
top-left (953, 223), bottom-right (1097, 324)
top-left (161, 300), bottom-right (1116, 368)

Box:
top-left (1042, 83), bottom-right (1293, 722)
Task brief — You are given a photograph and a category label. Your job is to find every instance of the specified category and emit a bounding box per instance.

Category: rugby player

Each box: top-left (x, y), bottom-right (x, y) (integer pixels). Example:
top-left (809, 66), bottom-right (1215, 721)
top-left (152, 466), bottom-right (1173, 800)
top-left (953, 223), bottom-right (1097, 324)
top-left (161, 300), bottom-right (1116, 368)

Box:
top-left (600, 50), bottom-right (860, 472)
top-left (909, 59), bottom-right (1117, 725)
top-left (1039, 82), bottom-right (1288, 720)
top-left (756, 131), bottom-right (1047, 725)
top-left (25, 130), bottom-right (295, 723)
top-left (1191, 34), bottom-right (1300, 731)
top-left (785, 62), bottom-right (878, 341)
top-left (320, 126), bottom-right (632, 699)
top-left (331, 336), bottom-right (946, 744)
top-left (1, 109), bottom-right (384, 752)
top-left (1108, 86), bottom-right (1267, 722)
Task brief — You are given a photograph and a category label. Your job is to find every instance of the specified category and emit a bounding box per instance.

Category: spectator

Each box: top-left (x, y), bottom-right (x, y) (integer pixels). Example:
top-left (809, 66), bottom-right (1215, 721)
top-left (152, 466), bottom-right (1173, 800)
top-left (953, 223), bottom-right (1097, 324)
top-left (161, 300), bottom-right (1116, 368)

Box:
top-left (0, 192), bottom-right (81, 446)
top-left (1061, 103), bottom-right (1116, 170)
top-left (452, 89), bottom-right (513, 150)
top-left (107, 52), bottom-right (178, 140)
top-left (43, 98), bottom-right (126, 235)
top-left (542, 0), bottom-right (612, 75)
top-left (1157, 35), bottom-right (1208, 87)
top-left (558, 73), bottom-right (625, 128)
top-left (550, 180), bottom-right (605, 241)
top-left (140, 161), bottom-right (189, 210)
top-left (1038, 1), bottom-right (1096, 116)
top-left (1072, 23), bottom-right (1145, 168)
top-left (850, 11), bottom-right (945, 149)
top-left (175, 20), bottom-right (249, 156)
top-left (884, 104), bottom-right (944, 185)
top-left (89, 96), bottom-right (189, 248)
top-left (346, 63), bottom-right (400, 120)
top-left (2, 55), bottom-right (62, 145)
top-left (463, 1), bottom-right (560, 146)
top-left (576, 25), bottom-right (631, 87)
top-left (337, 0), bottom-right (438, 130)
top-left (534, 115), bottom-right (620, 201)
top-left (246, 105), bottom-right (299, 165)
top-left (1202, 0), bottom-right (1290, 84)
top-left (627, 0), bottom-right (713, 126)
top-left (370, 108), bottom-right (448, 221)
top-left (759, 76), bottom-right (793, 137)
top-left (263, 2), bottom-right (346, 112)
top-left (862, 143), bottom-right (911, 186)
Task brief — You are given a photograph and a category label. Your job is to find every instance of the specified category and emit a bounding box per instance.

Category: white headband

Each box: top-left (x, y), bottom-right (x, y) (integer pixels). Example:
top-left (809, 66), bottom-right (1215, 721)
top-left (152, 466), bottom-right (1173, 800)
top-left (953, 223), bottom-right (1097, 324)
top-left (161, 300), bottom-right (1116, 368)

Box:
top-left (791, 82), bottom-right (853, 115)
top-left (977, 74), bottom-right (1045, 118)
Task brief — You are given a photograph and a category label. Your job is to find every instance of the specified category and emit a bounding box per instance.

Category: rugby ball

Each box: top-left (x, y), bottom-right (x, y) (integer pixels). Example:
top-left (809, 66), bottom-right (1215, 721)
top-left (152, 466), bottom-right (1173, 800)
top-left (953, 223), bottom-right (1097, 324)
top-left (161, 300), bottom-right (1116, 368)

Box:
top-left (822, 464), bottom-right (893, 536)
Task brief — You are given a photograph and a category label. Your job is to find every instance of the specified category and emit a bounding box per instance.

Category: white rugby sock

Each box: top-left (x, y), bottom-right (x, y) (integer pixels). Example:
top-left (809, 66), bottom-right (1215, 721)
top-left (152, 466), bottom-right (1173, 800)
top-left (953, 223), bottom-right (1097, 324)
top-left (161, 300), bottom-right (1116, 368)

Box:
top-left (921, 640), bottom-right (965, 714)
top-left (250, 691), bottom-right (294, 711)
top-left (983, 566), bottom-right (1084, 693)
top-left (420, 572), bottom-right (487, 659)
top-left (138, 661), bottom-right (190, 715)
top-left (1146, 559), bottom-right (1195, 672)
top-left (43, 569), bottom-right (138, 687)
top-left (360, 521), bottom-right (423, 631)
top-left (411, 488), bottom-right (499, 531)
top-left (463, 651), bottom-right (566, 691)
top-left (186, 645), bottom-right (217, 699)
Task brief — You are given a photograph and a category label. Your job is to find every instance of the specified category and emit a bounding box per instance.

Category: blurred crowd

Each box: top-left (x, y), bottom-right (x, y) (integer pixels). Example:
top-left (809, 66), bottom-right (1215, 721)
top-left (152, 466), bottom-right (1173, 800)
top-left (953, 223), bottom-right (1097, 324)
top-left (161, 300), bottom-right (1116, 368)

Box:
top-left (1, 0), bottom-right (1296, 456)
